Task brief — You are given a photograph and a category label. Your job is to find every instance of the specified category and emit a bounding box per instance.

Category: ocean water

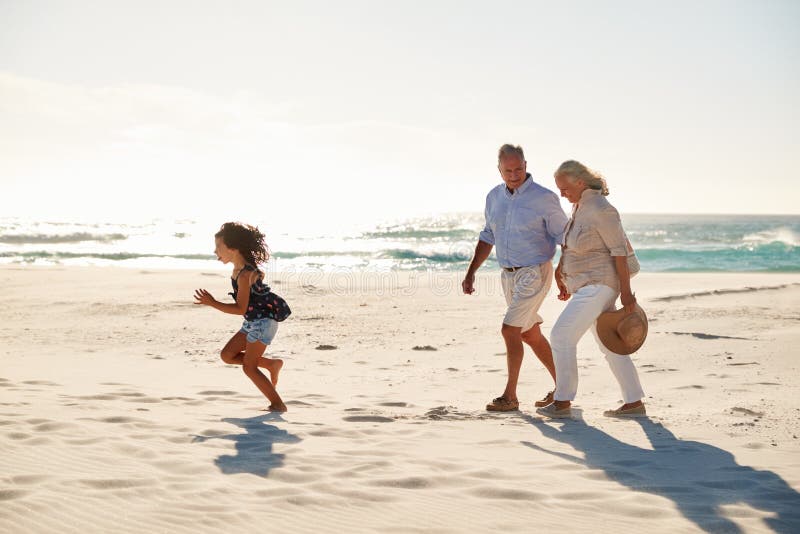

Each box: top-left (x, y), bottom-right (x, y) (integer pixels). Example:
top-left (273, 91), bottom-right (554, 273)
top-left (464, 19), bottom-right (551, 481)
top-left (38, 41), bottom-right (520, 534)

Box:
top-left (0, 214), bottom-right (797, 273)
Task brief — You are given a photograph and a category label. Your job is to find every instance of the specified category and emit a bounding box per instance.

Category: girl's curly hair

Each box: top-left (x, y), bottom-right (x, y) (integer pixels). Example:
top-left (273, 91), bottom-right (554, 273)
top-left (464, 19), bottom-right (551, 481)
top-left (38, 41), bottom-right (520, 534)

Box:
top-left (215, 222), bottom-right (270, 267)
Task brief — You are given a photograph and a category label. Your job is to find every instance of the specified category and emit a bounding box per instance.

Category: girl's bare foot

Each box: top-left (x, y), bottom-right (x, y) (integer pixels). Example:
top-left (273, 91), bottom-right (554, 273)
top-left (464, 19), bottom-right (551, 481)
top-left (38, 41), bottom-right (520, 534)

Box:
top-left (268, 359), bottom-right (284, 386)
top-left (268, 402), bottom-right (288, 412)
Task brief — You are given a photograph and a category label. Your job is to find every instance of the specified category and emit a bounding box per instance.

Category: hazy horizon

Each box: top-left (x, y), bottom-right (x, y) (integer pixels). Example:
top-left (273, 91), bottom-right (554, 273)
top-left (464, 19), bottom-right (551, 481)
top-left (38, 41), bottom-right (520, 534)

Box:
top-left (2, 1), bottom-right (799, 222)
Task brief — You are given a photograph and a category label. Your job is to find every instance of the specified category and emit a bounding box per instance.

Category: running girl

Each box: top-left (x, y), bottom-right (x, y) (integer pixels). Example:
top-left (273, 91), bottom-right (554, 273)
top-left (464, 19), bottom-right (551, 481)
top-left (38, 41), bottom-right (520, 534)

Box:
top-left (193, 222), bottom-right (290, 412)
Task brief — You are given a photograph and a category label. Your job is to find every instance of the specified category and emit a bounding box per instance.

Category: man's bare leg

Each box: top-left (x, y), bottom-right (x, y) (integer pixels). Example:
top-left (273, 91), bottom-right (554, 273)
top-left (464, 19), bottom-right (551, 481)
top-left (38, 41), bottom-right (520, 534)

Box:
top-left (500, 323), bottom-right (524, 401)
top-left (521, 323), bottom-right (556, 383)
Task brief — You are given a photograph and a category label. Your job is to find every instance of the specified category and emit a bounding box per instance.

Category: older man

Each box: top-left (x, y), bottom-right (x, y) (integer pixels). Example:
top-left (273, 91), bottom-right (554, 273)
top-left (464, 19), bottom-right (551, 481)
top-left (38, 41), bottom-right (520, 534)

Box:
top-left (462, 144), bottom-right (568, 411)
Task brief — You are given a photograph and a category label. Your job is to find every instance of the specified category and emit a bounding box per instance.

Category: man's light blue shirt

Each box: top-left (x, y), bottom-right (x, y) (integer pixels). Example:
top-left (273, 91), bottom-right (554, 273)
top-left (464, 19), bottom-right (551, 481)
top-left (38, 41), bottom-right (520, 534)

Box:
top-left (478, 174), bottom-right (569, 268)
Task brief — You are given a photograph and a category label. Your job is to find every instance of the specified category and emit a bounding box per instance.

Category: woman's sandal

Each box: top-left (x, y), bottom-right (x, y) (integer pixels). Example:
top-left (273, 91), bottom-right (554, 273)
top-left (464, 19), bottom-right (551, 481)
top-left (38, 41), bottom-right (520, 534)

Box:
top-left (603, 404), bottom-right (646, 417)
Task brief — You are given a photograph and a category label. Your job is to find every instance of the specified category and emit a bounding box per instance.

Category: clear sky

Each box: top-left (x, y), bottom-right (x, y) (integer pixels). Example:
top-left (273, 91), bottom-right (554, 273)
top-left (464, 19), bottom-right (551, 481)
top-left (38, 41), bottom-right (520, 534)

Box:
top-left (1, 0), bottom-right (799, 226)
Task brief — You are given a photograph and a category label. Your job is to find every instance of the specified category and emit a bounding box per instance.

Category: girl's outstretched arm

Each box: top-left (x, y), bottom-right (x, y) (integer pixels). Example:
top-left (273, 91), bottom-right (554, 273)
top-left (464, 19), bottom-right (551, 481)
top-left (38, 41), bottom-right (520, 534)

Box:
top-left (194, 270), bottom-right (257, 315)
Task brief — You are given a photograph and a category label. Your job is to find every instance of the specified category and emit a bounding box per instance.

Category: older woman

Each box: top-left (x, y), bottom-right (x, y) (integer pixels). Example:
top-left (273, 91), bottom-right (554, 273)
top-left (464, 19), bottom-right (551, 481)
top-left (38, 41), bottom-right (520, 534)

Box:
top-left (536, 160), bottom-right (645, 418)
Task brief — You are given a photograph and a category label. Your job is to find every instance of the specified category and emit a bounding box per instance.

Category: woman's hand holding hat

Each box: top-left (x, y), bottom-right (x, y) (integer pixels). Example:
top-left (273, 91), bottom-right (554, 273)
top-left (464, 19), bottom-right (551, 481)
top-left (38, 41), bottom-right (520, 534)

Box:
top-left (621, 291), bottom-right (637, 313)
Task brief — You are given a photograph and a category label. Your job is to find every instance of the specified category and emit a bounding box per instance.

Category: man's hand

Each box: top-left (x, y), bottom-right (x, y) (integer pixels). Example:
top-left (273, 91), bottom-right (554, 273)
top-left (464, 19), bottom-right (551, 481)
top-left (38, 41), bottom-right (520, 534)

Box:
top-left (463, 241), bottom-right (492, 295)
top-left (193, 289), bottom-right (216, 306)
top-left (462, 274), bottom-right (476, 295)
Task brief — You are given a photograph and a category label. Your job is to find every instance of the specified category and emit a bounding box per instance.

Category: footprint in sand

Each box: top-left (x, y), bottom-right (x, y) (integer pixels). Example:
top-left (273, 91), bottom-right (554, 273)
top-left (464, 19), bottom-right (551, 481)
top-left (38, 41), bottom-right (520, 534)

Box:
top-left (422, 406), bottom-right (491, 421)
top-left (342, 415), bottom-right (395, 423)
top-left (73, 394), bottom-right (118, 401)
top-left (308, 428), bottom-right (361, 438)
top-left (731, 407), bottom-right (764, 417)
top-left (369, 476), bottom-right (434, 489)
top-left (11, 475), bottom-right (51, 485)
top-left (79, 478), bottom-right (157, 490)
top-left (85, 416), bottom-right (154, 427)
top-left (469, 487), bottom-right (546, 501)
top-left (286, 400), bottom-right (313, 407)
top-left (666, 331), bottom-right (751, 340)
top-left (0, 489), bottom-right (28, 501)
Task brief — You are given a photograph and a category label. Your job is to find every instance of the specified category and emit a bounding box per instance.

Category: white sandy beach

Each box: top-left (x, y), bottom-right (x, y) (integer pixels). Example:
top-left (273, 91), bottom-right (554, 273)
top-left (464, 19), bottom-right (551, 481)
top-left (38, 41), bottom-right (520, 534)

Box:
top-left (1, 265), bottom-right (799, 533)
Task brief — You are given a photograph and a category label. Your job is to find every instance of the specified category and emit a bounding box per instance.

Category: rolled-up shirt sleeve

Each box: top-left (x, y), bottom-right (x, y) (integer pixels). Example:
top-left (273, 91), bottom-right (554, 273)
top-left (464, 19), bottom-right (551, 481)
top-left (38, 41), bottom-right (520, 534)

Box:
top-left (543, 193), bottom-right (569, 245)
top-left (478, 194), bottom-right (495, 245)
top-left (596, 206), bottom-right (628, 256)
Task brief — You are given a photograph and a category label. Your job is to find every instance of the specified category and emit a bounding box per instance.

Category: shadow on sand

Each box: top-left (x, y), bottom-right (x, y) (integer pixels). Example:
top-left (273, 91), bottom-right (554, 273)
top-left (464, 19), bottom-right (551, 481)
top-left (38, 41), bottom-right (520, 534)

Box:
top-left (193, 413), bottom-right (301, 476)
top-left (521, 415), bottom-right (800, 533)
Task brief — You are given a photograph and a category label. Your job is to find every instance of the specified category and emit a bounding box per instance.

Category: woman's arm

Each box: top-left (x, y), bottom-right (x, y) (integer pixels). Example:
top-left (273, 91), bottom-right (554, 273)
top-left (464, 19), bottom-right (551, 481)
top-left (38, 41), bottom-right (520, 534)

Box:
top-left (594, 205), bottom-right (635, 311)
top-left (613, 255), bottom-right (636, 312)
top-left (194, 270), bottom-right (256, 315)
top-left (554, 250), bottom-right (570, 301)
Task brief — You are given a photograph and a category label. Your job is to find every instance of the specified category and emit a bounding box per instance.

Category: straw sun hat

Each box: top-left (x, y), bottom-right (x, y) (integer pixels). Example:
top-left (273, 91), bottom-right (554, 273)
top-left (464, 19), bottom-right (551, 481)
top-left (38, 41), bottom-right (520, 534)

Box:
top-left (596, 303), bottom-right (648, 355)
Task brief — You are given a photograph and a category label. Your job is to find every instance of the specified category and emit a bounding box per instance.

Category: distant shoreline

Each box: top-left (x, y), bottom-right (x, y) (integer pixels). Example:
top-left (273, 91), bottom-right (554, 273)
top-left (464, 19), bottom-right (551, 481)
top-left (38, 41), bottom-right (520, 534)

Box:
top-left (1, 213), bottom-right (797, 272)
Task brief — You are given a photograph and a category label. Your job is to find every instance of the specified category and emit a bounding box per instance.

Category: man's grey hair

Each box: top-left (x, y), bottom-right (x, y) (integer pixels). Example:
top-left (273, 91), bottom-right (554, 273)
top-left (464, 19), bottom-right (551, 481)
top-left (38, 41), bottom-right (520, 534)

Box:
top-left (497, 144), bottom-right (525, 163)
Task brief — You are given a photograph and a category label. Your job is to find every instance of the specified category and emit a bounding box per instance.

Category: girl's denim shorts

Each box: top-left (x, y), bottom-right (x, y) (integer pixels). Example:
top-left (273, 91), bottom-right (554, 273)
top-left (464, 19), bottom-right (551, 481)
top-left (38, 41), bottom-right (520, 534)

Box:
top-left (239, 317), bottom-right (279, 345)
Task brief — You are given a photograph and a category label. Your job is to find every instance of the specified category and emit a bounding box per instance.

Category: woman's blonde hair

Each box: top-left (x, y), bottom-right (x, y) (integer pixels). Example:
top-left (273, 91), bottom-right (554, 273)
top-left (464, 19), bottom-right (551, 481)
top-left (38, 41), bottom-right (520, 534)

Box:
top-left (555, 160), bottom-right (609, 196)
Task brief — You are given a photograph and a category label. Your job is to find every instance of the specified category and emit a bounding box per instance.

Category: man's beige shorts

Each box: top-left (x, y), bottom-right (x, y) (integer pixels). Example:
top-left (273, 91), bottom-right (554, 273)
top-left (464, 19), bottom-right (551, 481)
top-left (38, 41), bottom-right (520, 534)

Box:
top-left (501, 261), bottom-right (554, 333)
